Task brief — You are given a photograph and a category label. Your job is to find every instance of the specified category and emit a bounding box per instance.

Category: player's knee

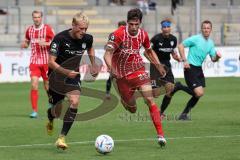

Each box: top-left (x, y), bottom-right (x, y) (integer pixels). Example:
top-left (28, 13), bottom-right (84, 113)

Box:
top-left (144, 97), bottom-right (154, 106)
top-left (165, 83), bottom-right (174, 95)
top-left (152, 88), bottom-right (160, 98)
top-left (194, 91), bottom-right (204, 97)
top-left (121, 99), bottom-right (137, 113)
top-left (69, 99), bottom-right (79, 107)
top-left (52, 103), bottom-right (63, 118)
top-left (43, 82), bottom-right (49, 90)
top-left (31, 82), bottom-right (38, 90)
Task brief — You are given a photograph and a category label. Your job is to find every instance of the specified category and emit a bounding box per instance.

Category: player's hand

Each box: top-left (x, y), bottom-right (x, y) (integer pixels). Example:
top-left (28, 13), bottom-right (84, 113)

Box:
top-left (172, 54), bottom-right (182, 62)
top-left (183, 61), bottom-right (190, 69)
top-left (175, 57), bottom-right (182, 62)
top-left (156, 64), bottom-right (166, 78)
top-left (21, 41), bottom-right (28, 48)
top-left (216, 51), bottom-right (222, 60)
top-left (67, 71), bottom-right (80, 78)
top-left (90, 63), bottom-right (99, 77)
top-left (176, 56), bottom-right (182, 62)
top-left (107, 68), bottom-right (117, 79)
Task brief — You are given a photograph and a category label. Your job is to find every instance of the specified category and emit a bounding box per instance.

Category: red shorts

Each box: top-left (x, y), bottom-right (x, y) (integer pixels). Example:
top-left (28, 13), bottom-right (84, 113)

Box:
top-left (29, 63), bottom-right (48, 81)
top-left (116, 67), bottom-right (150, 103)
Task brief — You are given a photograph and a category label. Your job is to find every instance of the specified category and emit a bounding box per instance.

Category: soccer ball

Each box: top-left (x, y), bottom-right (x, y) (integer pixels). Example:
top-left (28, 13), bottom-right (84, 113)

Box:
top-left (95, 135), bottom-right (114, 154)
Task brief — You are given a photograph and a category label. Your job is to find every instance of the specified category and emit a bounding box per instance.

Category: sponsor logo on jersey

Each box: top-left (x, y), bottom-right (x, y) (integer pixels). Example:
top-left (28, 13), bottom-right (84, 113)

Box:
top-left (170, 41), bottom-right (174, 46)
top-left (65, 43), bottom-right (70, 48)
top-left (82, 43), bottom-right (86, 49)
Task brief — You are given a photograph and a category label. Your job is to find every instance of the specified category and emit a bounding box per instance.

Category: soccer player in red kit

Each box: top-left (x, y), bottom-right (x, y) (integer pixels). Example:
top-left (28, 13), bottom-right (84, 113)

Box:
top-left (104, 8), bottom-right (167, 147)
top-left (21, 10), bottom-right (55, 118)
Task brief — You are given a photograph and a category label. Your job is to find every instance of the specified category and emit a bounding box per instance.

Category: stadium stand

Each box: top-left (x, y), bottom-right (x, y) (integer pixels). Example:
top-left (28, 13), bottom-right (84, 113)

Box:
top-left (0, 0), bottom-right (240, 49)
top-left (36, 0), bottom-right (88, 6)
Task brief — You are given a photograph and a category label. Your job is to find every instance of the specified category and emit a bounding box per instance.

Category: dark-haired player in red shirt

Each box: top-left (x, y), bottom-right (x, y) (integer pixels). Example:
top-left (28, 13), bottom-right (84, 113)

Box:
top-left (104, 8), bottom-right (167, 147)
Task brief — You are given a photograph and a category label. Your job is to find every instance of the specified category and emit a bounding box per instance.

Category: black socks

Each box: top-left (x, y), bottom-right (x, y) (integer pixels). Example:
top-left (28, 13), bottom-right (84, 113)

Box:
top-left (182, 96), bottom-right (199, 114)
top-left (61, 108), bottom-right (78, 136)
top-left (160, 96), bottom-right (172, 114)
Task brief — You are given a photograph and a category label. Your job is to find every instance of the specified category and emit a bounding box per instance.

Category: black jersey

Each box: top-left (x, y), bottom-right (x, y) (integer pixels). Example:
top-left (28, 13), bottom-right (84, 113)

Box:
top-left (151, 33), bottom-right (177, 62)
top-left (49, 29), bottom-right (93, 74)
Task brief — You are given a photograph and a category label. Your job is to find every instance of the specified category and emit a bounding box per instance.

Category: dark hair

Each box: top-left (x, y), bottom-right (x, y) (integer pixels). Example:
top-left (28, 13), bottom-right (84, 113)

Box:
top-left (201, 20), bottom-right (212, 28)
top-left (160, 18), bottom-right (172, 25)
top-left (118, 20), bottom-right (126, 27)
top-left (127, 8), bottom-right (143, 22)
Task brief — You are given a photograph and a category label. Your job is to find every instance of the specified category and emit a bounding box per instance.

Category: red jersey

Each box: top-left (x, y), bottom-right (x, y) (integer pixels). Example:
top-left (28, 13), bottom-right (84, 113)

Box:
top-left (106, 26), bottom-right (151, 78)
top-left (25, 24), bottom-right (54, 64)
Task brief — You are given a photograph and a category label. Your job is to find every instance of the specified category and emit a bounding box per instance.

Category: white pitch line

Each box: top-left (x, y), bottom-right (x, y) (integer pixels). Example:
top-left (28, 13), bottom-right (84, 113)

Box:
top-left (0, 134), bottom-right (240, 148)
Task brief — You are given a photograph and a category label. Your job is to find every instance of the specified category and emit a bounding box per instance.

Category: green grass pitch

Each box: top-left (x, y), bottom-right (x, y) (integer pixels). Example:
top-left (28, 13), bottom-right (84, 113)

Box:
top-left (0, 77), bottom-right (239, 160)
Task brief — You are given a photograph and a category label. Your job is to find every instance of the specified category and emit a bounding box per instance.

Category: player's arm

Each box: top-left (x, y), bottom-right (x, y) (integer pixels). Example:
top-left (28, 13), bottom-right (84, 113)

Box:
top-left (21, 29), bottom-right (30, 48)
top-left (144, 32), bottom-right (166, 76)
top-left (104, 31), bottom-right (120, 77)
top-left (171, 48), bottom-right (181, 62)
top-left (210, 50), bottom-right (221, 62)
top-left (144, 48), bottom-right (166, 77)
top-left (48, 55), bottom-right (79, 78)
top-left (87, 47), bottom-right (95, 65)
top-left (21, 39), bottom-right (30, 48)
top-left (178, 43), bottom-right (190, 68)
top-left (87, 47), bottom-right (98, 77)
top-left (104, 46), bottom-right (114, 75)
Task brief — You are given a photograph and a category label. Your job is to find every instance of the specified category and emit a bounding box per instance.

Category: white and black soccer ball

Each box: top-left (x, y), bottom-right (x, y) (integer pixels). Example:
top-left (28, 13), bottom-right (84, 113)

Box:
top-left (95, 134), bottom-right (114, 154)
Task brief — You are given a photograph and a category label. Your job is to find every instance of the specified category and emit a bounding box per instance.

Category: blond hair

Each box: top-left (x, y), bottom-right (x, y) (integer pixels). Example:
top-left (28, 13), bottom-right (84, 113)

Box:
top-left (32, 10), bottom-right (43, 17)
top-left (72, 12), bottom-right (89, 25)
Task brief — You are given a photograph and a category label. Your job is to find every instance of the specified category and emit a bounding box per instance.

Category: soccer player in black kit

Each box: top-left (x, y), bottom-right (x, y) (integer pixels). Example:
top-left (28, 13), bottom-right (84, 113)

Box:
top-left (46, 12), bottom-right (97, 150)
top-left (150, 19), bottom-right (193, 118)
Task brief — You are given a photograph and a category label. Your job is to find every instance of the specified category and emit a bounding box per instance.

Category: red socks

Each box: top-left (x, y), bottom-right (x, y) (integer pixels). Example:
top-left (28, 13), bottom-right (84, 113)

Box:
top-left (149, 103), bottom-right (164, 136)
top-left (30, 90), bottom-right (38, 112)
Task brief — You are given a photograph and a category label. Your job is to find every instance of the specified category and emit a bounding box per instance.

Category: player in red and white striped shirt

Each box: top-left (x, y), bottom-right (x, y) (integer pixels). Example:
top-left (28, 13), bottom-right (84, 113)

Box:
top-left (104, 8), bottom-right (167, 147)
top-left (21, 10), bottom-right (55, 118)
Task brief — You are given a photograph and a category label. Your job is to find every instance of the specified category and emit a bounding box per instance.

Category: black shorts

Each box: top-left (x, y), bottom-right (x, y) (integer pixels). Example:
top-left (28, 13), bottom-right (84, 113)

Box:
top-left (48, 73), bottom-right (81, 105)
top-left (48, 88), bottom-right (65, 105)
top-left (150, 62), bottom-right (174, 88)
top-left (184, 64), bottom-right (205, 90)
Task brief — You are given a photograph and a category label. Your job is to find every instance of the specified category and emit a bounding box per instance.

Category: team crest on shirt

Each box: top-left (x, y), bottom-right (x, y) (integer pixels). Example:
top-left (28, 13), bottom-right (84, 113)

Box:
top-left (82, 43), bottom-right (86, 49)
top-left (170, 41), bottom-right (174, 46)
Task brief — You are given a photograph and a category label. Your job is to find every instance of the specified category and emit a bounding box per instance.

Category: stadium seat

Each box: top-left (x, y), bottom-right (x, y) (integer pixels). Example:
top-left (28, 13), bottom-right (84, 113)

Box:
top-left (44, 0), bottom-right (87, 6)
top-left (48, 9), bottom-right (98, 16)
top-left (64, 19), bottom-right (111, 25)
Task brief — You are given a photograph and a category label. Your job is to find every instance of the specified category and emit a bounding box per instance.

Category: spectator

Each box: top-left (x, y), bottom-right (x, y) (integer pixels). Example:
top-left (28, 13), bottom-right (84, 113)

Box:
top-left (0, 9), bottom-right (7, 15)
top-left (109, 0), bottom-right (125, 6)
top-left (137, 0), bottom-right (149, 15)
top-left (148, 0), bottom-right (157, 10)
top-left (171, 0), bottom-right (180, 15)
